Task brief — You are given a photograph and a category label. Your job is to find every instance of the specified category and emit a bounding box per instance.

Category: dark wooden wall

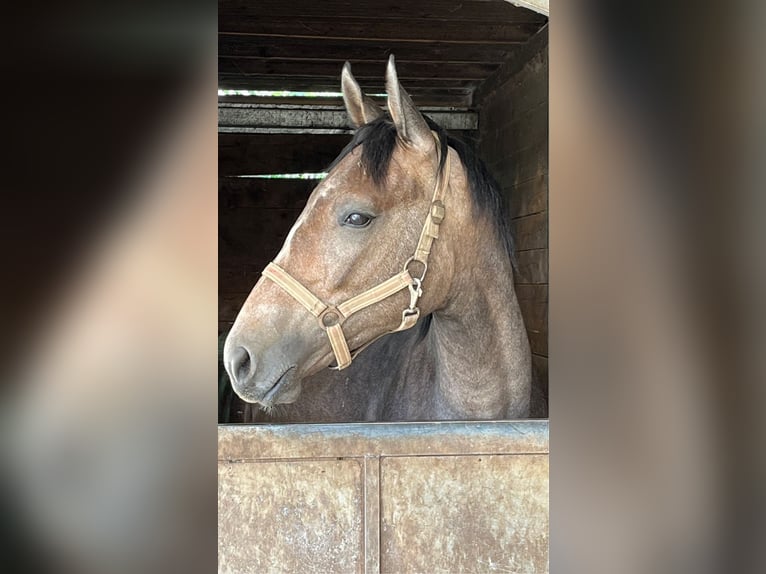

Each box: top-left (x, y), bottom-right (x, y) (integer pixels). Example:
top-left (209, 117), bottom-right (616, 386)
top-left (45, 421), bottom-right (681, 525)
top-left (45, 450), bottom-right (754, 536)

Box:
top-left (219, 0), bottom-right (547, 108)
top-left (218, 134), bottom-right (349, 334)
top-left (477, 28), bottom-right (549, 415)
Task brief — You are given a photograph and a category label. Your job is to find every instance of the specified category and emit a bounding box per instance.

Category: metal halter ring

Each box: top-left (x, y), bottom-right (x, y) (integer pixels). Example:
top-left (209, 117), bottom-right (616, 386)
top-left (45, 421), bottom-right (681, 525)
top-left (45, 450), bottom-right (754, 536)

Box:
top-left (403, 257), bottom-right (428, 283)
top-left (319, 308), bottom-right (344, 329)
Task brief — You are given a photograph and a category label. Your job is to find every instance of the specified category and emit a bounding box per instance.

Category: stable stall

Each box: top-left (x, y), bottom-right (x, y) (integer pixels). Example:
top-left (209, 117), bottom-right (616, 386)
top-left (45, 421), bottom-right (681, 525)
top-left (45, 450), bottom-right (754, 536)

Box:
top-left (218, 1), bottom-right (549, 570)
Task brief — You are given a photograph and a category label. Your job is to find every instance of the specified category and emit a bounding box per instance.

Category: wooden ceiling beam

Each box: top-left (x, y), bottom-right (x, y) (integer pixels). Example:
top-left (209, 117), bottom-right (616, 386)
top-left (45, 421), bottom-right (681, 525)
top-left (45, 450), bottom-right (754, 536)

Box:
top-left (218, 103), bottom-right (478, 134)
top-left (219, 59), bottom-right (498, 80)
top-left (219, 133), bottom-right (350, 176)
top-left (218, 36), bottom-right (515, 64)
top-left (218, 94), bottom-right (474, 108)
top-left (218, 75), bottom-right (478, 90)
top-left (219, 17), bottom-right (542, 44)
top-left (220, 0), bottom-right (547, 23)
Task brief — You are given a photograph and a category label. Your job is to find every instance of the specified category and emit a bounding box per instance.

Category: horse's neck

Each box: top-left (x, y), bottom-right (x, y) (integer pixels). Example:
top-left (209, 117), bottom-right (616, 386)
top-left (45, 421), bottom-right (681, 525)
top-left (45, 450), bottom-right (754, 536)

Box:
top-left (373, 241), bottom-right (530, 420)
top-left (425, 251), bottom-right (530, 419)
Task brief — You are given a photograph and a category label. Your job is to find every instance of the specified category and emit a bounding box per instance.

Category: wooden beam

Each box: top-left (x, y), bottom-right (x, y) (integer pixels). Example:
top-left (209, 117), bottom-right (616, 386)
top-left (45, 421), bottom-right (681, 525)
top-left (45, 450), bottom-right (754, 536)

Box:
top-left (217, 74), bottom-right (478, 91)
top-left (220, 0), bottom-right (547, 23)
top-left (219, 130), bottom-right (478, 173)
top-left (218, 35), bottom-right (517, 64)
top-left (219, 16), bottom-right (543, 44)
top-left (219, 59), bottom-right (499, 81)
top-left (219, 177), bottom-right (316, 210)
top-left (505, 0), bottom-right (548, 17)
top-left (474, 25), bottom-right (548, 106)
top-left (219, 133), bottom-right (349, 175)
top-left (218, 93), bottom-right (474, 108)
top-left (218, 103), bottom-right (478, 133)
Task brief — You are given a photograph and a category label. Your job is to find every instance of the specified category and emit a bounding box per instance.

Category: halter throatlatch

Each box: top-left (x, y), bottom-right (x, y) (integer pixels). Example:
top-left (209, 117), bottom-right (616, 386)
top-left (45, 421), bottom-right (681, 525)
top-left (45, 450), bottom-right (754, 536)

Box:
top-left (262, 133), bottom-right (451, 370)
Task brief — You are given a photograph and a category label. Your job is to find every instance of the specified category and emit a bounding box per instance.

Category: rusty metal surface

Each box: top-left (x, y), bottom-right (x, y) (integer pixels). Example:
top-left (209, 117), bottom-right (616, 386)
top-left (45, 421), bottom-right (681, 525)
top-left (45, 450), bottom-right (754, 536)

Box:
top-left (218, 421), bottom-right (549, 573)
top-left (380, 454), bottom-right (548, 573)
top-left (218, 459), bottom-right (364, 573)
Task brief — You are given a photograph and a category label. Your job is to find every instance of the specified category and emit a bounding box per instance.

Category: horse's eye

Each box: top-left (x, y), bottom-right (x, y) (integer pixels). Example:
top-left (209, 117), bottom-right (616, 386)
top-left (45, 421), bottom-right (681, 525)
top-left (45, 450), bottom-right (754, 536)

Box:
top-left (343, 212), bottom-right (373, 228)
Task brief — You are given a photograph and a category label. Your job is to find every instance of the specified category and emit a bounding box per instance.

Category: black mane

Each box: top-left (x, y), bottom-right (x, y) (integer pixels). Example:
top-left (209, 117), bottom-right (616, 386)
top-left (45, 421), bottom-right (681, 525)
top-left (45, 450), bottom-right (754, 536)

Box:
top-left (327, 114), bottom-right (515, 265)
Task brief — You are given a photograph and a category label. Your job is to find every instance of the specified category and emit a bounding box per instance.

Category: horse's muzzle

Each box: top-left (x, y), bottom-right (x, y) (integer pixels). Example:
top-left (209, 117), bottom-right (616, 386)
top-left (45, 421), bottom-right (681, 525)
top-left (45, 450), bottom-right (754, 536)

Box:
top-left (223, 339), bottom-right (299, 406)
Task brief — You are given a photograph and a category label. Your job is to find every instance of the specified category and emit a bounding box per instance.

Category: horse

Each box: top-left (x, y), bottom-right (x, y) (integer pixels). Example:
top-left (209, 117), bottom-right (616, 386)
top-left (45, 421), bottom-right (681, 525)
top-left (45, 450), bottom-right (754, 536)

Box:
top-left (223, 56), bottom-right (532, 422)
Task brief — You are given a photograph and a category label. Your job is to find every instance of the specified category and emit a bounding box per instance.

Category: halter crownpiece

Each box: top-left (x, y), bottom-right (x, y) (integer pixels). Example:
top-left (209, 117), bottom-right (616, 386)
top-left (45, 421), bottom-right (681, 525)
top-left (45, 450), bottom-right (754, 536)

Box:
top-left (262, 132), bottom-right (451, 370)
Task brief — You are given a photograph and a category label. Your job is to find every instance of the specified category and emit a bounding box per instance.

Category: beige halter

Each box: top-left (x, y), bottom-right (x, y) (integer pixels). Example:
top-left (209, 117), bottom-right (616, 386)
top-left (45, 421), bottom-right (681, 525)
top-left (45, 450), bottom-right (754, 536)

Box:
top-left (262, 134), bottom-right (451, 370)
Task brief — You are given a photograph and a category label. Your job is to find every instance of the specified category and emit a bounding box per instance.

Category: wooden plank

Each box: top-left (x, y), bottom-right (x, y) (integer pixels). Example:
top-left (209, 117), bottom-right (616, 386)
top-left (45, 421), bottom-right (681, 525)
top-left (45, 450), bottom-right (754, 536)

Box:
top-left (219, 207), bottom-right (301, 265)
top-left (475, 25), bottom-right (548, 105)
top-left (511, 211), bottom-right (547, 251)
top-left (219, 103), bottom-right (478, 131)
top-left (479, 54), bottom-right (548, 127)
top-left (531, 354), bottom-right (548, 393)
top-left (514, 248), bottom-right (547, 284)
top-left (219, 35), bottom-right (519, 64)
top-left (489, 138), bottom-right (548, 189)
top-left (219, 127), bottom-right (353, 135)
top-left (220, 0), bottom-right (548, 23)
top-left (220, 129), bottom-right (477, 175)
top-left (219, 177), bottom-right (316, 209)
top-left (515, 285), bottom-right (547, 333)
top-left (218, 74), bottom-right (478, 91)
top-left (482, 67), bottom-right (548, 134)
top-left (217, 80), bottom-right (475, 108)
top-left (480, 102), bottom-right (548, 162)
top-left (219, 292), bottom-right (250, 324)
top-left (219, 16), bottom-right (543, 44)
top-left (219, 264), bottom-right (263, 293)
top-left (219, 59), bottom-right (499, 81)
top-left (506, 174), bottom-right (548, 217)
top-left (527, 329), bottom-right (547, 356)
top-left (518, 303), bottom-right (546, 335)
top-left (514, 282), bottom-right (547, 308)
top-left (530, 354), bottom-right (548, 417)
top-left (218, 93), bottom-right (474, 108)
top-left (219, 133), bottom-right (349, 175)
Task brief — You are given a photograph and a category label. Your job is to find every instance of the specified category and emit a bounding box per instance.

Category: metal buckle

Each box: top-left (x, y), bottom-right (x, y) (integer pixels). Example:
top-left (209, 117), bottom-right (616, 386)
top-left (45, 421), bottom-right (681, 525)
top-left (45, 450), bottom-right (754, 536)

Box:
top-left (407, 277), bottom-right (423, 311)
top-left (403, 257), bottom-right (428, 282)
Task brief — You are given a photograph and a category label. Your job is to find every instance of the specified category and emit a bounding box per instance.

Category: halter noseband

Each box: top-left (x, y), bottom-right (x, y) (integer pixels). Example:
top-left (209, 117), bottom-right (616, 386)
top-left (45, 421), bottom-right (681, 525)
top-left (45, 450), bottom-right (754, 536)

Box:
top-left (262, 133), bottom-right (451, 370)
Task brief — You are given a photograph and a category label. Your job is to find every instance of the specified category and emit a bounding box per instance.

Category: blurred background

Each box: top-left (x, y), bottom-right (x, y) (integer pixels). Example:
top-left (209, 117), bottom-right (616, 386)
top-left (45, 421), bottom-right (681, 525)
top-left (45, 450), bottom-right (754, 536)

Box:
top-left (551, 1), bottom-right (765, 573)
top-left (0, 1), bottom-right (217, 573)
top-left (0, 0), bottom-right (763, 573)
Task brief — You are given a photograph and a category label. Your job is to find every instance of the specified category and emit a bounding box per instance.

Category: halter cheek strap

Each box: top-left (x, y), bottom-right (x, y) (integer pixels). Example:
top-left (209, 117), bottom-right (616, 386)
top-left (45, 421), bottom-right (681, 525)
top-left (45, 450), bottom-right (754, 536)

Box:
top-left (262, 133), bottom-right (451, 370)
top-left (262, 263), bottom-right (416, 369)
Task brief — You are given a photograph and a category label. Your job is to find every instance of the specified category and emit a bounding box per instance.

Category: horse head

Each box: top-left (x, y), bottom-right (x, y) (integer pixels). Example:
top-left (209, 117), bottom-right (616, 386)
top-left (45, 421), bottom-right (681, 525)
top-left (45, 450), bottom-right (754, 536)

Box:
top-left (224, 57), bottom-right (475, 408)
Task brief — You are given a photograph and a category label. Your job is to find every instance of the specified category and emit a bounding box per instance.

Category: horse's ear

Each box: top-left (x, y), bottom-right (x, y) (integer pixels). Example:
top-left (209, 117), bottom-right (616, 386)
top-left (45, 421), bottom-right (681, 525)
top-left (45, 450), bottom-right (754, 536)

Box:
top-left (385, 55), bottom-right (432, 151)
top-left (342, 62), bottom-right (384, 128)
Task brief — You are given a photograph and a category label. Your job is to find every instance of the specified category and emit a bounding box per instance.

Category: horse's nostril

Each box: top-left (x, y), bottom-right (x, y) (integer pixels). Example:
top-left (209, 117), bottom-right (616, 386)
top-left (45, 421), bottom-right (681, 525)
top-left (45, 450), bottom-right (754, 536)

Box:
top-left (230, 346), bottom-right (254, 386)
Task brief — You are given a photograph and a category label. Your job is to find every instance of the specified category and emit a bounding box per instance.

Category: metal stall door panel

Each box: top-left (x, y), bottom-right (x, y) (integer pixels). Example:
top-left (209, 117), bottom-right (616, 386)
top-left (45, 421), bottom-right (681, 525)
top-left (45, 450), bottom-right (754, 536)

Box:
top-left (218, 421), bottom-right (549, 574)
top-left (218, 459), bottom-right (364, 573)
top-left (380, 454), bottom-right (549, 573)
